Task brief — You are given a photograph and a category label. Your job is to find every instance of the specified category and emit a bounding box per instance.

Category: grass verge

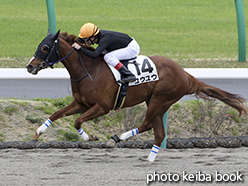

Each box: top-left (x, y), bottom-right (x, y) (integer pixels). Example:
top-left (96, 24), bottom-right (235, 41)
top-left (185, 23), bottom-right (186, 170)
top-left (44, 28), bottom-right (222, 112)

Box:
top-left (0, 97), bottom-right (247, 142)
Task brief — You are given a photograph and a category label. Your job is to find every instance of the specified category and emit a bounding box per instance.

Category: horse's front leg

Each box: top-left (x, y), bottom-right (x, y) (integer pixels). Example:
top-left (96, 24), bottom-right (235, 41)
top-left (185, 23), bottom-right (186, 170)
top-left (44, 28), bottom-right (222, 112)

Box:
top-left (73, 103), bottom-right (109, 141)
top-left (31, 100), bottom-right (88, 141)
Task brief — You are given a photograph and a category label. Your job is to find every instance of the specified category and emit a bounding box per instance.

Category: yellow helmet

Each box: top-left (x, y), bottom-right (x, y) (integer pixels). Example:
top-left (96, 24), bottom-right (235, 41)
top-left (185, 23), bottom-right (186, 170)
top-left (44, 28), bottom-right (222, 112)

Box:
top-left (78, 23), bottom-right (100, 38)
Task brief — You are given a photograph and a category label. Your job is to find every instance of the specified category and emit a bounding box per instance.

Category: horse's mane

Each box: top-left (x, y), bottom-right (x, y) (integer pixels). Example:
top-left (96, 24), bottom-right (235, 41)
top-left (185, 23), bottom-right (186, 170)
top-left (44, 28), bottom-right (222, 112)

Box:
top-left (59, 32), bottom-right (95, 51)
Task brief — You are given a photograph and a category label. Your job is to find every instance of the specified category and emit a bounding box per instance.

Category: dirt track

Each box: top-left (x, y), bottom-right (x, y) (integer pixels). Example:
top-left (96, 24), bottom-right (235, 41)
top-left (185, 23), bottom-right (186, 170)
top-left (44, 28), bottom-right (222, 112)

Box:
top-left (0, 147), bottom-right (247, 186)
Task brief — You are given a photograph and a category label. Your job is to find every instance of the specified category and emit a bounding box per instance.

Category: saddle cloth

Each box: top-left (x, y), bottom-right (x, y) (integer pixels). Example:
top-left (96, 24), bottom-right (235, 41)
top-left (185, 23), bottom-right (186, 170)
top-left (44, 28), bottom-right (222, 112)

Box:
top-left (107, 55), bottom-right (159, 86)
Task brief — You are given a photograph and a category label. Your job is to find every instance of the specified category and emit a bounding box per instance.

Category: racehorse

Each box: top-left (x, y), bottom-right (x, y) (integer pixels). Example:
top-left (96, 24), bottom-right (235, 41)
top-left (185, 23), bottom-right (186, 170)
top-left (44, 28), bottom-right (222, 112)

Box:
top-left (26, 30), bottom-right (247, 162)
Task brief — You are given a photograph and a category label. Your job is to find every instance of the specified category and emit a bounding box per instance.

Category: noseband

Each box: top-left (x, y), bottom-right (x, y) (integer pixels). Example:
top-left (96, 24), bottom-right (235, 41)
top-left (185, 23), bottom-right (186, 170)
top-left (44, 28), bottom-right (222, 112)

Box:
top-left (34, 36), bottom-right (94, 82)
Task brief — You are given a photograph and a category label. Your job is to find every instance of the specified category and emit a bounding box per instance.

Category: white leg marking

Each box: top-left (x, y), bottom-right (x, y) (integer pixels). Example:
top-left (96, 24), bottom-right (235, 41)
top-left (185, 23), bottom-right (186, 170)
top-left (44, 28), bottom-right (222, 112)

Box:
top-left (120, 128), bottom-right (139, 141)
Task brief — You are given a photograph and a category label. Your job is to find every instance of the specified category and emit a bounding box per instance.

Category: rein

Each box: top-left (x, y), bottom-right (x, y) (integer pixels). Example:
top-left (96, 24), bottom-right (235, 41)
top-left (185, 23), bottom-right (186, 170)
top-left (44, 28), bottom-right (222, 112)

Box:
top-left (41, 47), bottom-right (75, 68)
top-left (36, 35), bottom-right (94, 82)
top-left (70, 50), bottom-right (94, 82)
top-left (54, 48), bottom-right (75, 65)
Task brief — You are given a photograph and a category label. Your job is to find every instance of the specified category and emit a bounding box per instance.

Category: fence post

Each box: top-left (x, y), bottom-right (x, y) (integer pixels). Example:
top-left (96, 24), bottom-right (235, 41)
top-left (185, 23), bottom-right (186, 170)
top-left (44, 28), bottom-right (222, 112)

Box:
top-left (160, 111), bottom-right (168, 149)
top-left (235, 0), bottom-right (246, 62)
top-left (46, 0), bottom-right (57, 34)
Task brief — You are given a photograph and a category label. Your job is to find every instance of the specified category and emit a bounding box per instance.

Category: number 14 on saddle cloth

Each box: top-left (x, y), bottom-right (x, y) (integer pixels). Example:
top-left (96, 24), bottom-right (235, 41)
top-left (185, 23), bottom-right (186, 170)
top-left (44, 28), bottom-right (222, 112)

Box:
top-left (108, 55), bottom-right (159, 86)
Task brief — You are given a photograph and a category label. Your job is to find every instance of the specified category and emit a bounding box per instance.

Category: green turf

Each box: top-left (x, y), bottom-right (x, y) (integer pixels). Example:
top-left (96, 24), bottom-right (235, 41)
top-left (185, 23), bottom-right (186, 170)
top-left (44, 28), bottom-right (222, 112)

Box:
top-left (0, 0), bottom-right (247, 68)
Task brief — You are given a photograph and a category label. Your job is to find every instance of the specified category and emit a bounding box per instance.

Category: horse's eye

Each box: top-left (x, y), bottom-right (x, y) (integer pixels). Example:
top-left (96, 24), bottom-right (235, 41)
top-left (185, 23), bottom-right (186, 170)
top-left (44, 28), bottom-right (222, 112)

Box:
top-left (41, 45), bottom-right (50, 54)
top-left (42, 45), bottom-right (50, 51)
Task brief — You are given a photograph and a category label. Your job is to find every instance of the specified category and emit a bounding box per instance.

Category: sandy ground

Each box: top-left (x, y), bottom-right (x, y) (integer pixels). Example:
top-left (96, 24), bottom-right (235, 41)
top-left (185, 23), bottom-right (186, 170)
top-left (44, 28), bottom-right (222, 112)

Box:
top-left (0, 147), bottom-right (247, 186)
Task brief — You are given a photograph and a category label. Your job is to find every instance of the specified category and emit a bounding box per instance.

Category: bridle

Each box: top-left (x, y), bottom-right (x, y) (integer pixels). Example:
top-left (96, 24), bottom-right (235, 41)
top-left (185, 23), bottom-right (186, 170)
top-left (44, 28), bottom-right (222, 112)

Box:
top-left (34, 38), bottom-right (75, 69)
top-left (34, 37), bottom-right (94, 82)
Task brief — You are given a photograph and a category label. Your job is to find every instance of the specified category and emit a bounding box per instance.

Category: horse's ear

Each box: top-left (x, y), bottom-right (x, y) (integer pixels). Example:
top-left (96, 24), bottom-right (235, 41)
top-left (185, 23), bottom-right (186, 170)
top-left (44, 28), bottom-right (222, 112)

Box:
top-left (51, 29), bottom-right (60, 41)
top-left (47, 28), bottom-right (51, 36)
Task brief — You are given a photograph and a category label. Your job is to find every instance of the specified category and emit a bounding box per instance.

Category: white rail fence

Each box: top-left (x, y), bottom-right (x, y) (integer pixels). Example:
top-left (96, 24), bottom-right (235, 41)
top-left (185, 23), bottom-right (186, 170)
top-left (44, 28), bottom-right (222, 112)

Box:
top-left (0, 68), bottom-right (248, 79)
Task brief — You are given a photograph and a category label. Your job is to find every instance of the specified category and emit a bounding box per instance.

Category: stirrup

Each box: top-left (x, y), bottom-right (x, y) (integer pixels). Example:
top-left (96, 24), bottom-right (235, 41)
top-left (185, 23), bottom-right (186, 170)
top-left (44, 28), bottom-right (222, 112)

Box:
top-left (118, 76), bottom-right (136, 83)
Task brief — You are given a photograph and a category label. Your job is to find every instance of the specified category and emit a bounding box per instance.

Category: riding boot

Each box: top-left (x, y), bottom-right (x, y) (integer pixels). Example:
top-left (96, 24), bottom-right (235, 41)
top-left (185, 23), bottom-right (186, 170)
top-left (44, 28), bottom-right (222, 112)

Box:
top-left (118, 65), bottom-right (136, 83)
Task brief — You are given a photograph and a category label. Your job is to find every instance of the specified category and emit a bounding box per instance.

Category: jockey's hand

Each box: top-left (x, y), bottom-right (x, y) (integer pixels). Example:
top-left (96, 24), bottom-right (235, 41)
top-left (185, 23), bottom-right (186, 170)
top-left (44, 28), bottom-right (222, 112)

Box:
top-left (72, 43), bottom-right (81, 50)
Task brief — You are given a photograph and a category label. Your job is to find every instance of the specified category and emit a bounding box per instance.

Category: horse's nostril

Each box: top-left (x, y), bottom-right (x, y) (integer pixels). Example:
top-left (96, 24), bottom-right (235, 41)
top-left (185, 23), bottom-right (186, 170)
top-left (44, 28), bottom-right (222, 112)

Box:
top-left (26, 64), bottom-right (32, 70)
top-left (26, 64), bottom-right (34, 72)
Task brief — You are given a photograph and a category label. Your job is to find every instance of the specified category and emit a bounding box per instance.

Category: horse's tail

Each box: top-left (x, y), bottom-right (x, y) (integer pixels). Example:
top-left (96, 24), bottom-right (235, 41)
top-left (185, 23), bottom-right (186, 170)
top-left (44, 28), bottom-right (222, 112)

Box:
top-left (186, 72), bottom-right (247, 117)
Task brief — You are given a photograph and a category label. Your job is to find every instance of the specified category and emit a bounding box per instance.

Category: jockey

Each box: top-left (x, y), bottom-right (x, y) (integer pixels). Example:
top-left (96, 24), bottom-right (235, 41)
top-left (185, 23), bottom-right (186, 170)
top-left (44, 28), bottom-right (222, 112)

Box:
top-left (72, 23), bottom-right (140, 83)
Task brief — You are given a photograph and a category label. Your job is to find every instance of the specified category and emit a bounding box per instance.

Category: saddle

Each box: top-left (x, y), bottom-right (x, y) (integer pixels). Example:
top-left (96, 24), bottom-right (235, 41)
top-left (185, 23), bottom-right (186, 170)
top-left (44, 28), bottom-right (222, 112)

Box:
top-left (110, 55), bottom-right (159, 110)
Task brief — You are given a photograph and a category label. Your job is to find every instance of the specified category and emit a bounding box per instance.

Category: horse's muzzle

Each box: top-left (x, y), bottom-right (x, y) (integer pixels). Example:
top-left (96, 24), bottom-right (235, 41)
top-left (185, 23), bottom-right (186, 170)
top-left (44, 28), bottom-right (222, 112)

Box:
top-left (26, 64), bottom-right (39, 75)
top-left (26, 64), bottom-right (33, 73)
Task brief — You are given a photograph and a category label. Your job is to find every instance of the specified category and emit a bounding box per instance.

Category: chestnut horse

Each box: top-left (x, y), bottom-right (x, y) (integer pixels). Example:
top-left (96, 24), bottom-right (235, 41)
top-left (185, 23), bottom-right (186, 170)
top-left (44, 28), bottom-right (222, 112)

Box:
top-left (26, 30), bottom-right (246, 162)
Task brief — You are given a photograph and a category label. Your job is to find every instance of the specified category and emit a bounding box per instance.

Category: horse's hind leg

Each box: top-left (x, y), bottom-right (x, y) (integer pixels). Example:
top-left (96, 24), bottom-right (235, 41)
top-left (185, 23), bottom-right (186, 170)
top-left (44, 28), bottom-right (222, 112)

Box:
top-left (147, 113), bottom-right (165, 162)
top-left (107, 105), bottom-right (155, 145)
top-left (119, 96), bottom-right (167, 140)
top-left (108, 96), bottom-right (166, 146)
top-left (120, 112), bottom-right (165, 162)
top-left (110, 95), bottom-right (172, 162)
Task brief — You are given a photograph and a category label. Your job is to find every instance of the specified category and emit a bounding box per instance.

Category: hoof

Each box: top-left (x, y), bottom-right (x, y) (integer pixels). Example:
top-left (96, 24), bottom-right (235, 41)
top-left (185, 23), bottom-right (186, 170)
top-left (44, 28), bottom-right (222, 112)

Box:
top-left (107, 134), bottom-right (120, 146)
top-left (89, 134), bottom-right (99, 141)
top-left (30, 139), bottom-right (38, 143)
top-left (107, 139), bottom-right (117, 147)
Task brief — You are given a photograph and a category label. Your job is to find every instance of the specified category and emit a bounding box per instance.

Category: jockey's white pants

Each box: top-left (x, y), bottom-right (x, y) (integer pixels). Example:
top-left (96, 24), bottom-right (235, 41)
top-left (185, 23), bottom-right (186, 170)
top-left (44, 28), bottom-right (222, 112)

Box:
top-left (103, 38), bottom-right (140, 68)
